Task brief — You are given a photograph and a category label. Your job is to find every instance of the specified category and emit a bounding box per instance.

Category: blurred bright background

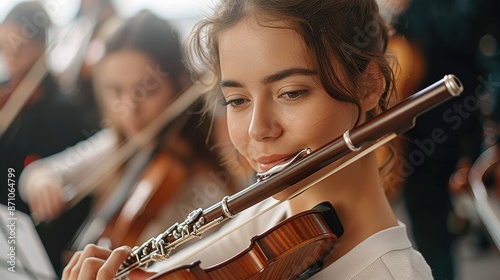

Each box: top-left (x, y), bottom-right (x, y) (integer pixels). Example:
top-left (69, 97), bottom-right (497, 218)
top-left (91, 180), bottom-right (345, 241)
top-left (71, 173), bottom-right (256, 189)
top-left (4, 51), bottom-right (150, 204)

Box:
top-left (0, 0), bottom-right (220, 89)
top-left (0, 0), bottom-right (217, 28)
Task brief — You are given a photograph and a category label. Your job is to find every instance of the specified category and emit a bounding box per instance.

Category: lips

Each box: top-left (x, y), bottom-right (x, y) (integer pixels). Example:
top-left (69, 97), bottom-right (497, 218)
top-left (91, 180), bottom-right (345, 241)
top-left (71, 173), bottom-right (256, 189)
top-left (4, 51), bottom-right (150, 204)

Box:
top-left (256, 153), bottom-right (297, 172)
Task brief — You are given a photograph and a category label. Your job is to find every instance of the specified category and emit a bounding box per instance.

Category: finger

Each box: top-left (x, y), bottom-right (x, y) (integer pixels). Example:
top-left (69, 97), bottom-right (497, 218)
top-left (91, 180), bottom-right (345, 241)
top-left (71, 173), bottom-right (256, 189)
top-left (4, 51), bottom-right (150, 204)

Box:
top-left (70, 244), bottom-right (112, 280)
top-left (27, 177), bottom-right (49, 219)
top-left (78, 257), bottom-right (106, 280)
top-left (44, 186), bottom-right (65, 220)
top-left (29, 198), bottom-right (42, 223)
top-left (37, 186), bottom-right (53, 220)
top-left (96, 246), bottom-right (132, 280)
top-left (28, 184), bottom-right (43, 219)
top-left (62, 251), bottom-right (81, 280)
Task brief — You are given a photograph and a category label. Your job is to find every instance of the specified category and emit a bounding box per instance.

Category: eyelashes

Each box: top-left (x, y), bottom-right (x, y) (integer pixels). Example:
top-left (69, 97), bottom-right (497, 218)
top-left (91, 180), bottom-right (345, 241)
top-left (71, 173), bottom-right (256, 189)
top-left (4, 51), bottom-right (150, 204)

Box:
top-left (222, 89), bottom-right (309, 108)
top-left (221, 98), bottom-right (248, 108)
top-left (280, 90), bottom-right (308, 101)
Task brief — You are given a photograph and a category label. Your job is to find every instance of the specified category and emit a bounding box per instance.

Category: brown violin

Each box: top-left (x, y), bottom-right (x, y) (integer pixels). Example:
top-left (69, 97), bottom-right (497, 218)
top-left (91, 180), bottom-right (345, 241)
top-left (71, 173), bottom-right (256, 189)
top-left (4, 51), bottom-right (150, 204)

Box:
top-left (64, 130), bottom-right (192, 262)
top-left (67, 95), bottom-right (214, 252)
top-left (96, 147), bottom-right (189, 248)
top-left (151, 203), bottom-right (343, 280)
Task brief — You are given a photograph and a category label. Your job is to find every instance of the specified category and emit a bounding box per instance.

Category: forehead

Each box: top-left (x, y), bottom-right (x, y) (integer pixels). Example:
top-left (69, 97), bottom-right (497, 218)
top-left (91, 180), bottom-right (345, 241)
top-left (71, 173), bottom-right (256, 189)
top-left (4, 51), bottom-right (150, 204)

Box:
top-left (218, 18), bottom-right (314, 80)
top-left (0, 23), bottom-right (21, 34)
top-left (0, 24), bottom-right (22, 45)
top-left (97, 49), bottom-right (156, 82)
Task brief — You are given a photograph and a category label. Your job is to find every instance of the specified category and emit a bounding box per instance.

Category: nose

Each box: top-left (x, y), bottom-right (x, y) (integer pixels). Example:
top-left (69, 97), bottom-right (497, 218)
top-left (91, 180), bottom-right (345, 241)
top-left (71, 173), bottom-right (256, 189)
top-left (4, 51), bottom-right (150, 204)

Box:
top-left (125, 90), bottom-right (143, 108)
top-left (248, 100), bottom-right (282, 142)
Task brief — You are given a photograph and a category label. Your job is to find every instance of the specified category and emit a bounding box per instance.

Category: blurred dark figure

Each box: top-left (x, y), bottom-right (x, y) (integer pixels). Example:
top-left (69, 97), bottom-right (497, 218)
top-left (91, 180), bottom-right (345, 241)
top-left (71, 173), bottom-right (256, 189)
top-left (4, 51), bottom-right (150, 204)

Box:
top-left (395, 0), bottom-right (500, 279)
top-left (0, 1), bottom-right (88, 213)
top-left (0, 1), bottom-right (89, 275)
top-left (481, 4), bottom-right (500, 137)
top-left (472, 0), bottom-right (500, 259)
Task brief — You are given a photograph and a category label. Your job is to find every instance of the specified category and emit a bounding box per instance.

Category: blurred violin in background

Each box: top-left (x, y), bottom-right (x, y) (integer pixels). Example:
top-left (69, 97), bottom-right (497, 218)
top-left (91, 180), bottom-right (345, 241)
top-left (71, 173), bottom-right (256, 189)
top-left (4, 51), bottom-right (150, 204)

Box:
top-left (19, 11), bottom-right (235, 276)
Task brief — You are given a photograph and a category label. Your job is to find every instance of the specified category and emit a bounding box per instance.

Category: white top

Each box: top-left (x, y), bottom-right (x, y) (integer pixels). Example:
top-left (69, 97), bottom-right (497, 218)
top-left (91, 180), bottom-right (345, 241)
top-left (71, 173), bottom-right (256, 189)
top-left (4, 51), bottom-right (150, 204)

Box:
top-left (19, 129), bottom-right (117, 201)
top-left (314, 221), bottom-right (433, 279)
top-left (151, 197), bottom-right (433, 280)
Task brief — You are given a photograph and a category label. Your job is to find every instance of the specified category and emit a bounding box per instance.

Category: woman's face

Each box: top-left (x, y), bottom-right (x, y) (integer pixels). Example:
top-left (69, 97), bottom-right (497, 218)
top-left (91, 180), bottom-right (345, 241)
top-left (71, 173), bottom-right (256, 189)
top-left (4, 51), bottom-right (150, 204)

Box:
top-left (0, 23), bottom-right (45, 107)
top-left (0, 23), bottom-right (44, 82)
top-left (219, 18), bottom-right (357, 173)
top-left (95, 49), bottom-right (175, 137)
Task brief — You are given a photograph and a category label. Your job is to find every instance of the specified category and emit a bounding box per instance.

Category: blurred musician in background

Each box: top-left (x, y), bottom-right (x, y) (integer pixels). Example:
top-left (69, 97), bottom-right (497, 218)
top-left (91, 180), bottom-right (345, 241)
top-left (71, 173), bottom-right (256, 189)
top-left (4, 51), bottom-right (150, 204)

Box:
top-left (0, 2), bottom-right (90, 275)
top-left (0, 2), bottom-right (88, 214)
top-left (19, 10), bottom-right (235, 276)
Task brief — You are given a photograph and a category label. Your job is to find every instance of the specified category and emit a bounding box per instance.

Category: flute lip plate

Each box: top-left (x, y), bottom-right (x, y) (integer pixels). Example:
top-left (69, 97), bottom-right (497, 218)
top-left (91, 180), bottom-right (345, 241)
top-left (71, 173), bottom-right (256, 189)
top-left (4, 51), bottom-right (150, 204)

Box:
top-left (256, 148), bottom-right (312, 182)
top-left (444, 74), bottom-right (464, 96)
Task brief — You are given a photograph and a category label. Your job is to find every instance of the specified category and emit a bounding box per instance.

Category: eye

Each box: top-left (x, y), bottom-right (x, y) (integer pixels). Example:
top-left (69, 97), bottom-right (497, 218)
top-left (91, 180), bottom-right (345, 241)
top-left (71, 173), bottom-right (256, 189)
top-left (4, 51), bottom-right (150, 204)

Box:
top-left (279, 90), bottom-right (308, 101)
top-left (222, 98), bottom-right (249, 108)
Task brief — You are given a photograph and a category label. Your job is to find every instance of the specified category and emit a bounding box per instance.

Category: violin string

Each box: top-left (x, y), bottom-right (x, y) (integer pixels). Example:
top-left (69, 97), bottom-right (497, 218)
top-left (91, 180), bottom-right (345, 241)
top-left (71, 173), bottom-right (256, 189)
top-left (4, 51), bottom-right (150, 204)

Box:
top-left (156, 132), bottom-right (397, 270)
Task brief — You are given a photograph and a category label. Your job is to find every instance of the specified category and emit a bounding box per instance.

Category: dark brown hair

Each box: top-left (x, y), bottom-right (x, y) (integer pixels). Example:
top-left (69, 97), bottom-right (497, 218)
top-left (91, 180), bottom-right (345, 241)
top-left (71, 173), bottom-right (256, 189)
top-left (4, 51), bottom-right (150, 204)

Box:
top-left (104, 10), bottom-right (188, 91)
top-left (186, 0), bottom-right (398, 189)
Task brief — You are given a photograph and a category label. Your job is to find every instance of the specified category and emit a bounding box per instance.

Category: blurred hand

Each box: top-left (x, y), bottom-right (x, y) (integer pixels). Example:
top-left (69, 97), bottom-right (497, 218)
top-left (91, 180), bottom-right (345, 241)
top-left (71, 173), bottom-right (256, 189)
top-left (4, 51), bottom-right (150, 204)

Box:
top-left (448, 159), bottom-right (471, 196)
top-left (62, 244), bottom-right (155, 280)
top-left (25, 170), bottom-right (66, 222)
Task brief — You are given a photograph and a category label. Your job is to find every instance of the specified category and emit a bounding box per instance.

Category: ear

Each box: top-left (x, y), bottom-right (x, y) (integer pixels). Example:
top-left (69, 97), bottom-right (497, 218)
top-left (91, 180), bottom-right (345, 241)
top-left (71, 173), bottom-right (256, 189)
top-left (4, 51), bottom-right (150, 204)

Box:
top-left (360, 62), bottom-right (386, 112)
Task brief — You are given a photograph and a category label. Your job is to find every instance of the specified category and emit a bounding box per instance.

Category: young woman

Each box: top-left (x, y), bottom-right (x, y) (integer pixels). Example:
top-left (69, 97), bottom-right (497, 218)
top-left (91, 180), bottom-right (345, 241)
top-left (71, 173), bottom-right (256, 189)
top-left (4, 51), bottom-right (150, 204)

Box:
top-left (62, 1), bottom-right (433, 279)
top-left (19, 10), bottom-right (232, 275)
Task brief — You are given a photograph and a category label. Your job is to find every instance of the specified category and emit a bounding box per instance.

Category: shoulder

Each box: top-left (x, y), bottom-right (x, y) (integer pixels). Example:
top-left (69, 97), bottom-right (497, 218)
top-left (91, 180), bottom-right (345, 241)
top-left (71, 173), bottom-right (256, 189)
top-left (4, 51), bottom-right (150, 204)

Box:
top-left (312, 223), bottom-right (433, 280)
top-left (337, 248), bottom-right (433, 280)
top-left (375, 248), bottom-right (433, 280)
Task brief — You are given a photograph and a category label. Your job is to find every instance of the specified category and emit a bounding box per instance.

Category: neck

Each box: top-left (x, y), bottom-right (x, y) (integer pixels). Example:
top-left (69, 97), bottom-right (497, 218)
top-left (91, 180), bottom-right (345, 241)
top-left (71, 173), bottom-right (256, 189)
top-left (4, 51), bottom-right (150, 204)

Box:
top-left (288, 151), bottom-right (397, 263)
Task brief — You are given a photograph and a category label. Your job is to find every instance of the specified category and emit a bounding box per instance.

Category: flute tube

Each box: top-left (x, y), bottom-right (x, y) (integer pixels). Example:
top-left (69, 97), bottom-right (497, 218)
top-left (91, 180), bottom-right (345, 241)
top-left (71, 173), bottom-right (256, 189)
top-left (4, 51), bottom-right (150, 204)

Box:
top-left (205, 74), bottom-right (463, 222)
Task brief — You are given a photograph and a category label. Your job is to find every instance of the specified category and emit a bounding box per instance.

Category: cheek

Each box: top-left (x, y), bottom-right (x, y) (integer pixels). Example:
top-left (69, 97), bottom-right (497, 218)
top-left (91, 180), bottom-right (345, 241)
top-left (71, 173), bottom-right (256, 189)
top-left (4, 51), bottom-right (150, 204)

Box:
top-left (7, 57), bottom-right (26, 78)
top-left (137, 85), bottom-right (174, 121)
top-left (143, 83), bottom-right (176, 118)
top-left (141, 96), bottom-right (169, 120)
top-left (227, 112), bottom-right (249, 156)
top-left (17, 48), bottom-right (39, 73)
top-left (103, 99), bottom-right (128, 126)
top-left (290, 102), bottom-right (355, 148)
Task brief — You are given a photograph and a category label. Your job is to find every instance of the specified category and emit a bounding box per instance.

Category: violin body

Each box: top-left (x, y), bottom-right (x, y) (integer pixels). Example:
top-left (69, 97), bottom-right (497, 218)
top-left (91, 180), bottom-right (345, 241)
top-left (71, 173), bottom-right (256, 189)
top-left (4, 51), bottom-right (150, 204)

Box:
top-left (151, 209), bottom-right (339, 280)
top-left (98, 149), bottom-right (188, 248)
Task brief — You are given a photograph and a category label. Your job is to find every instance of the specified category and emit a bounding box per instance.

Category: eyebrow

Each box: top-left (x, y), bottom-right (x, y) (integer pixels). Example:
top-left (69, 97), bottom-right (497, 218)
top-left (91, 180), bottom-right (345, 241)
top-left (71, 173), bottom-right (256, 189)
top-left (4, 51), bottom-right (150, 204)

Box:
top-left (220, 67), bottom-right (318, 88)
